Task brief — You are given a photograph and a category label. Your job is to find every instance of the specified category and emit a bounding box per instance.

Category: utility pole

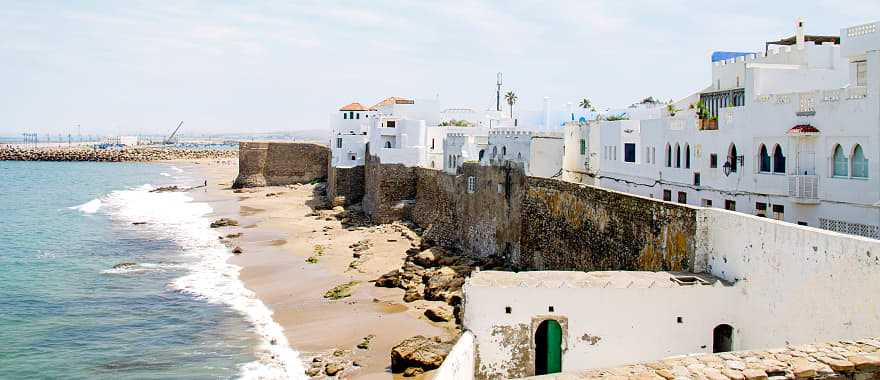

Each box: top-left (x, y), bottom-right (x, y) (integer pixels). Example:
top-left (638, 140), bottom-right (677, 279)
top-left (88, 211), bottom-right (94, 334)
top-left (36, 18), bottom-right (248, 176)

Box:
top-left (496, 72), bottom-right (503, 112)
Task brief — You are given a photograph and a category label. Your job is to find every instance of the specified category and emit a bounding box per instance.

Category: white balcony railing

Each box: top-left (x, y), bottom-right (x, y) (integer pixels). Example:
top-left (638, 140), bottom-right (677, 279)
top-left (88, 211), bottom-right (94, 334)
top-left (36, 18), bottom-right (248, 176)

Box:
top-left (788, 175), bottom-right (819, 201)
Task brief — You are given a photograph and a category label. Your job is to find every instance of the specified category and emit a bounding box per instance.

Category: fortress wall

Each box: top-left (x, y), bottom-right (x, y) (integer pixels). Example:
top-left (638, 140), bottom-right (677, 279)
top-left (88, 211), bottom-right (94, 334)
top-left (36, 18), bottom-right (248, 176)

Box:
top-left (232, 141), bottom-right (329, 188)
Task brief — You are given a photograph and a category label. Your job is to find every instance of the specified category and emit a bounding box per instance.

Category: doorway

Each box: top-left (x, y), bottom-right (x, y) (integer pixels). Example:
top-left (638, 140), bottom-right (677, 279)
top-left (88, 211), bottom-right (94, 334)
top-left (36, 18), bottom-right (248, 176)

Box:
top-left (713, 324), bottom-right (734, 353)
top-left (535, 319), bottom-right (562, 375)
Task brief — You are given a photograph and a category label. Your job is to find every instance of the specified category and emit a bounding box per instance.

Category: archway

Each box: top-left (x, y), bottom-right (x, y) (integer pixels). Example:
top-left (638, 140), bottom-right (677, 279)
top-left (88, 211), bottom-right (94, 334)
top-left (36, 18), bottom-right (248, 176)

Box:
top-left (713, 324), bottom-right (733, 353)
top-left (535, 319), bottom-right (562, 375)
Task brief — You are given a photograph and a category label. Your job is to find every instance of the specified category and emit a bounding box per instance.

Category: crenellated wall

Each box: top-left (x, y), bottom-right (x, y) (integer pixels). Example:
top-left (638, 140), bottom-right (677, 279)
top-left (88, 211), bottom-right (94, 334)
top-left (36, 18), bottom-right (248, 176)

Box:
top-left (233, 141), bottom-right (329, 188)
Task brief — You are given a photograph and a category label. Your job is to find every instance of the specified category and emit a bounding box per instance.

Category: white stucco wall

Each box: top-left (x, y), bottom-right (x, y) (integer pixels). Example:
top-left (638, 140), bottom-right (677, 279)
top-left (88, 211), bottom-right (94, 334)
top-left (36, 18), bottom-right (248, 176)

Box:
top-left (433, 331), bottom-right (475, 380)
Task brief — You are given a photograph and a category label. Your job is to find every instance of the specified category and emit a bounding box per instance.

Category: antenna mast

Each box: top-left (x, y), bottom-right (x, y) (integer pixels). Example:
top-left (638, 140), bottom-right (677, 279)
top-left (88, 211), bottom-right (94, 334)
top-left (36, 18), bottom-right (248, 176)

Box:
top-left (496, 72), bottom-right (503, 112)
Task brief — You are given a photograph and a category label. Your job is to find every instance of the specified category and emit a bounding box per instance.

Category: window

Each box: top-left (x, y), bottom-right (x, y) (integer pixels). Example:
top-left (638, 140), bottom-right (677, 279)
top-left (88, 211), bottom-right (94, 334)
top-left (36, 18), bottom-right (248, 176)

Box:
top-left (384, 141), bottom-right (392, 148)
top-left (772, 204), bottom-right (784, 220)
top-left (336, 138), bottom-right (343, 149)
top-left (710, 154), bottom-right (718, 168)
top-left (759, 144), bottom-right (770, 172)
top-left (624, 143), bottom-right (636, 163)
top-left (350, 154), bottom-right (356, 161)
top-left (651, 147), bottom-right (656, 164)
top-left (580, 139), bottom-right (586, 155)
top-left (431, 160), bottom-right (435, 168)
top-left (685, 144), bottom-right (691, 169)
top-left (613, 146), bottom-right (617, 161)
top-left (857, 60), bottom-right (868, 87)
top-left (666, 144), bottom-right (672, 167)
top-left (349, 111), bottom-right (354, 119)
top-left (343, 112), bottom-right (348, 120)
top-left (773, 145), bottom-right (786, 174)
top-left (702, 199), bottom-right (713, 207)
top-left (431, 138), bottom-right (435, 149)
top-left (386, 120), bottom-right (396, 128)
top-left (797, 221), bottom-right (808, 226)
top-left (728, 144), bottom-right (739, 173)
top-left (833, 144), bottom-right (848, 177)
top-left (502, 146), bottom-right (507, 156)
top-left (663, 190), bottom-right (672, 201)
top-left (756, 202), bottom-right (767, 217)
top-left (677, 191), bottom-right (687, 204)
top-left (693, 172), bottom-right (701, 186)
top-left (492, 146), bottom-right (497, 158)
top-left (725, 200), bottom-right (736, 211)
top-left (497, 183), bottom-right (504, 193)
top-left (675, 144), bottom-right (681, 168)
top-left (356, 113), bottom-right (360, 119)
top-left (479, 149), bottom-right (485, 161)
top-left (852, 144), bottom-right (868, 178)
top-left (467, 176), bottom-right (476, 193)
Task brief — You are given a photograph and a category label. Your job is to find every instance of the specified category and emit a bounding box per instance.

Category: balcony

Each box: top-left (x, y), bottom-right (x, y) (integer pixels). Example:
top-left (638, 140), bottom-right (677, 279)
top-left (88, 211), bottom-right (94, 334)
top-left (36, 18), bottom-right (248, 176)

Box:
top-left (787, 175), bottom-right (819, 204)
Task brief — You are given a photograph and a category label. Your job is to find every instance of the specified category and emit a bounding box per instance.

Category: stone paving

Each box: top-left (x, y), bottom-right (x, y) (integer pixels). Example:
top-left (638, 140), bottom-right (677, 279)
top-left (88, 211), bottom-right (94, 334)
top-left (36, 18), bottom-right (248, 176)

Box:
top-left (526, 338), bottom-right (880, 380)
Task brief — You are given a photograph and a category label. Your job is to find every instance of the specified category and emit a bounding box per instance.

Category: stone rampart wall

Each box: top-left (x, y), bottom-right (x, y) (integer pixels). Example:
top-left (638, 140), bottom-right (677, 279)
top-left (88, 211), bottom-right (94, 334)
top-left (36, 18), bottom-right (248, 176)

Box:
top-left (520, 178), bottom-right (697, 271)
top-left (363, 151), bottom-right (417, 224)
top-left (327, 165), bottom-right (365, 206)
top-left (233, 141), bottom-right (328, 188)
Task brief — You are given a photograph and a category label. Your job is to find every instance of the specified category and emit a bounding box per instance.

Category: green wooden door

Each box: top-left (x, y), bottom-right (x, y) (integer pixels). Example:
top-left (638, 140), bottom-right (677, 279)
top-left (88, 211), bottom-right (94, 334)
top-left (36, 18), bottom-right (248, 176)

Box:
top-left (535, 320), bottom-right (562, 375)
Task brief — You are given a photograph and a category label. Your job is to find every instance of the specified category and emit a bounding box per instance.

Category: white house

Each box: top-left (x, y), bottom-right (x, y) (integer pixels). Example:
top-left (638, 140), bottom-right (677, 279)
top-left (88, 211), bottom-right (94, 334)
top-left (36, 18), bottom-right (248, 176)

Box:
top-left (481, 129), bottom-right (564, 178)
top-left (330, 102), bottom-right (372, 167)
top-left (563, 19), bottom-right (880, 239)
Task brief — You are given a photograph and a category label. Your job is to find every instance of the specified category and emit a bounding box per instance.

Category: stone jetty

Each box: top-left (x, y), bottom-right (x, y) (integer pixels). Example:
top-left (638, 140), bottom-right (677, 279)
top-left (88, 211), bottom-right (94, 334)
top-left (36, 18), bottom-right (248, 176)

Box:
top-left (0, 146), bottom-right (237, 162)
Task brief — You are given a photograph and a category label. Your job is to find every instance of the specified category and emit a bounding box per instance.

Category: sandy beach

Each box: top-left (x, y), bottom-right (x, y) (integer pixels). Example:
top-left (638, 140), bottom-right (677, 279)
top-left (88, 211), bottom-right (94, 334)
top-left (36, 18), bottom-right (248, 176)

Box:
top-left (172, 158), bottom-right (456, 379)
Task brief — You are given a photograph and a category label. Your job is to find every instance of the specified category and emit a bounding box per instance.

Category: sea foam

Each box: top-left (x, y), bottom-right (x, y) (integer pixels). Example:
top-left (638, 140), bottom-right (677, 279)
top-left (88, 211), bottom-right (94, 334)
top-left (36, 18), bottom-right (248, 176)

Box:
top-left (98, 184), bottom-right (306, 379)
top-left (70, 198), bottom-right (102, 214)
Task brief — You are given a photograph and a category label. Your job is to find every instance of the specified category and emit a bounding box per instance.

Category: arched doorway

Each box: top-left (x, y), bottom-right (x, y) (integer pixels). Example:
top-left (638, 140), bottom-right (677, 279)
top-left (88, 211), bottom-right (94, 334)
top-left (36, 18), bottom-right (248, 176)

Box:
top-left (713, 324), bottom-right (733, 353)
top-left (535, 319), bottom-right (562, 375)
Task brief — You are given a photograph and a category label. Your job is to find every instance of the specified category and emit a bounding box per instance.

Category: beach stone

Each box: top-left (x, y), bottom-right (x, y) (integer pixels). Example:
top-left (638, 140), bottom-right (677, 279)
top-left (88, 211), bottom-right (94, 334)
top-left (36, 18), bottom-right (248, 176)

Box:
top-left (655, 369), bottom-right (676, 379)
top-left (210, 218), bottom-right (238, 228)
top-left (818, 357), bottom-right (855, 371)
top-left (374, 270), bottom-right (401, 288)
top-left (390, 335), bottom-right (452, 373)
top-left (403, 284), bottom-right (424, 302)
top-left (403, 367), bottom-right (424, 377)
top-left (424, 305), bottom-right (454, 322)
top-left (848, 354), bottom-right (880, 370)
top-left (791, 358), bottom-right (817, 378)
top-left (305, 367), bottom-right (321, 377)
top-left (722, 368), bottom-right (745, 380)
top-left (413, 247), bottom-right (447, 267)
top-left (423, 267), bottom-right (464, 303)
top-left (112, 262), bottom-right (137, 269)
top-left (324, 362), bottom-right (342, 376)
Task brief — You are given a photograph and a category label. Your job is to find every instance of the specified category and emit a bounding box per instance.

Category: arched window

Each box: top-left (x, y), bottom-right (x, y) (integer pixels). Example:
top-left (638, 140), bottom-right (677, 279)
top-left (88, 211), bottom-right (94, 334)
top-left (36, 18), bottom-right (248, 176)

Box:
top-left (665, 144), bottom-right (672, 167)
top-left (833, 144), bottom-right (848, 177)
top-left (685, 144), bottom-right (691, 169)
top-left (492, 146), bottom-right (498, 158)
top-left (479, 149), bottom-right (485, 161)
top-left (852, 144), bottom-right (868, 178)
top-left (384, 141), bottom-right (392, 149)
top-left (759, 144), bottom-right (770, 172)
top-left (728, 144), bottom-right (739, 173)
top-left (517, 152), bottom-right (522, 160)
top-left (502, 146), bottom-right (507, 156)
top-left (772, 145), bottom-right (785, 174)
top-left (675, 143), bottom-right (681, 168)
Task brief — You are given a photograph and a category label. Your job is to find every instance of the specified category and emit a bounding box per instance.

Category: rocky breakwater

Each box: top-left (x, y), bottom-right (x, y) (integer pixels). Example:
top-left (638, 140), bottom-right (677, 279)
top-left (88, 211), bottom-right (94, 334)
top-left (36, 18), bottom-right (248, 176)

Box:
top-left (0, 146), bottom-right (237, 162)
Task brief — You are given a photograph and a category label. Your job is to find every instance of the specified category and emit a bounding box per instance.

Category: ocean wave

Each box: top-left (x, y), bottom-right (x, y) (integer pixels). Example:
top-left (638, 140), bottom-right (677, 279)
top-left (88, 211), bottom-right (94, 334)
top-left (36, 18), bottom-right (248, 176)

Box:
top-left (160, 172), bottom-right (171, 177)
top-left (70, 198), bottom-right (103, 214)
top-left (170, 166), bottom-right (184, 173)
top-left (101, 262), bottom-right (184, 275)
top-left (100, 183), bottom-right (306, 379)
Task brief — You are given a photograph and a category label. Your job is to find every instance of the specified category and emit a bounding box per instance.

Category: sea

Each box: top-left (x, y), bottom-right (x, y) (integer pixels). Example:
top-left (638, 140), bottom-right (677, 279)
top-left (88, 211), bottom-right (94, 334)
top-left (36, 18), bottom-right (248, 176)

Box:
top-left (0, 161), bottom-right (305, 379)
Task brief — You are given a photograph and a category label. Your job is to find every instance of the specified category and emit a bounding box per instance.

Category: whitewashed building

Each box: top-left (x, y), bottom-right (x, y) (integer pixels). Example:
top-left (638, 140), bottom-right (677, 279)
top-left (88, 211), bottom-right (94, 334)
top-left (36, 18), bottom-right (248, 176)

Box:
top-left (330, 102), bottom-right (372, 168)
top-left (563, 19), bottom-right (880, 239)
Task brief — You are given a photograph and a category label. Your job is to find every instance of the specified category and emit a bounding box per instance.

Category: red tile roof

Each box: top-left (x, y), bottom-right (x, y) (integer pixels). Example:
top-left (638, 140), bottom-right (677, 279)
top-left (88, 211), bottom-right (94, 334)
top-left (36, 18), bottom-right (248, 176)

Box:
top-left (339, 102), bottom-right (368, 111)
top-left (370, 97), bottom-right (414, 110)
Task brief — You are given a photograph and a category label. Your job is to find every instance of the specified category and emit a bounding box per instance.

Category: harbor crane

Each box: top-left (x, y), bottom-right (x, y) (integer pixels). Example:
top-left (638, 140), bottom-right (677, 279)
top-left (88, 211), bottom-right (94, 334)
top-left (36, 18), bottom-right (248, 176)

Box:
top-left (163, 121), bottom-right (183, 144)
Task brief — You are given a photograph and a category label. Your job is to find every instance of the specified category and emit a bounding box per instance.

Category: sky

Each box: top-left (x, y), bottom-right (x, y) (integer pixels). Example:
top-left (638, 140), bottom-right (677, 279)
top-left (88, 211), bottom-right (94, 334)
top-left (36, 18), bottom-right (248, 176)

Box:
top-left (1, 0), bottom-right (879, 136)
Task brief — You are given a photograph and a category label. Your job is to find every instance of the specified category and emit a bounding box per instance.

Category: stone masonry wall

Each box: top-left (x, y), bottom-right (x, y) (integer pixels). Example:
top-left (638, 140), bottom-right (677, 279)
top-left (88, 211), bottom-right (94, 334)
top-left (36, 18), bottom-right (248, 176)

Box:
top-left (233, 141), bottom-right (329, 188)
top-left (363, 150), bottom-right (417, 224)
top-left (519, 177), bottom-right (697, 271)
top-left (327, 165), bottom-right (365, 207)
top-left (565, 337), bottom-right (880, 380)
top-left (411, 162), bottom-right (524, 260)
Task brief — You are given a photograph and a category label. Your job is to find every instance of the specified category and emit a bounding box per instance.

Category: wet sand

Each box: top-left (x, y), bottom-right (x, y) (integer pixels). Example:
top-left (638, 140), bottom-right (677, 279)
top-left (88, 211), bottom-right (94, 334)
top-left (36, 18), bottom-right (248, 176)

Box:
top-left (170, 158), bottom-right (454, 379)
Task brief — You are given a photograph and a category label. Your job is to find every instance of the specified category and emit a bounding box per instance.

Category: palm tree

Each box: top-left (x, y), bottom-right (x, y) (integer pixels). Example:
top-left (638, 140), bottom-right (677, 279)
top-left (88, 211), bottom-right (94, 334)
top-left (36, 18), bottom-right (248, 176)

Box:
top-left (578, 98), bottom-right (594, 112)
top-left (504, 91), bottom-right (517, 119)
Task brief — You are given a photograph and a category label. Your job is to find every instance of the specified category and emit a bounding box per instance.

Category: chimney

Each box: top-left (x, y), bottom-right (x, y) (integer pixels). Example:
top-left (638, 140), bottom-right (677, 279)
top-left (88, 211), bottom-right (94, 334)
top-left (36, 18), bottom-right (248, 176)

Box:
top-left (796, 17), bottom-right (806, 49)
